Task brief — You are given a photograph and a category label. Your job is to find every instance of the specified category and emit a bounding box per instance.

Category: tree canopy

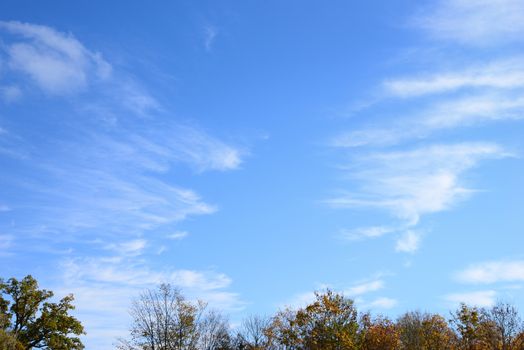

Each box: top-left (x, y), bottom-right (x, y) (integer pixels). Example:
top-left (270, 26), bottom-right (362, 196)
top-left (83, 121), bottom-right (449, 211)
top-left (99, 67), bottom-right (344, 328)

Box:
top-left (119, 286), bottom-right (524, 350)
top-left (0, 275), bottom-right (84, 350)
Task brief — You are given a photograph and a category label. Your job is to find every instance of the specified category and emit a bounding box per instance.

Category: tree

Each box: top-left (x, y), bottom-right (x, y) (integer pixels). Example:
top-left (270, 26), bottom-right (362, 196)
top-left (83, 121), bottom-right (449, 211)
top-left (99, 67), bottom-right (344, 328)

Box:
top-left (396, 311), bottom-right (455, 350)
top-left (450, 303), bottom-right (492, 350)
top-left (0, 275), bottom-right (84, 350)
top-left (484, 302), bottom-right (522, 350)
top-left (358, 314), bottom-right (400, 350)
top-left (119, 283), bottom-right (232, 350)
top-left (419, 313), bottom-right (455, 350)
top-left (198, 309), bottom-right (231, 350)
top-left (236, 315), bottom-right (272, 350)
top-left (0, 329), bottom-right (24, 350)
top-left (269, 290), bottom-right (359, 350)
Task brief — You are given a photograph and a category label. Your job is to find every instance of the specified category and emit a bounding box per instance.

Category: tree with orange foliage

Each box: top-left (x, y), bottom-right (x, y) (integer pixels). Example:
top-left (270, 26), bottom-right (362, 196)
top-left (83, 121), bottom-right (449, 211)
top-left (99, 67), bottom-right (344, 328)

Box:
top-left (358, 314), bottom-right (400, 350)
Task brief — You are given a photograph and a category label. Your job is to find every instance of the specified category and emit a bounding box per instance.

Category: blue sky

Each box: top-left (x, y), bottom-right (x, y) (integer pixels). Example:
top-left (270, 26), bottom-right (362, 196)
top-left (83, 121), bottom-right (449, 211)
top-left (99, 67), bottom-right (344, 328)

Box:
top-left (1, 0), bottom-right (524, 348)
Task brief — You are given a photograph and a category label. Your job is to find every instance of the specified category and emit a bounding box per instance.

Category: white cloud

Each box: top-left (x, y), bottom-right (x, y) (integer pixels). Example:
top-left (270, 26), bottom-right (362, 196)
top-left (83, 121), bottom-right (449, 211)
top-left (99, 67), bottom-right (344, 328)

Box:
top-left (6, 118), bottom-right (246, 239)
top-left (204, 25), bottom-right (218, 51)
top-left (445, 290), bottom-right (497, 307)
top-left (60, 255), bottom-right (244, 349)
top-left (327, 143), bottom-right (506, 225)
top-left (171, 125), bottom-right (244, 172)
top-left (105, 239), bottom-right (147, 256)
top-left (332, 92), bottom-right (524, 148)
top-left (0, 21), bottom-right (247, 350)
top-left (167, 231), bottom-right (189, 240)
top-left (170, 269), bottom-right (232, 291)
top-left (383, 58), bottom-right (524, 97)
top-left (422, 93), bottom-right (524, 129)
top-left (365, 297), bottom-right (398, 309)
top-left (345, 279), bottom-right (384, 297)
top-left (455, 260), bottom-right (524, 284)
top-left (118, 81), bottom-right (161, 116)
top-left (414, 0), bottom-right (524, 45)
top-left (0, 21), bottom-right (111, 94)
top-left (340, 226), bottom-right (395, 241)
top-left (395, 231), bottom-right (421, 253)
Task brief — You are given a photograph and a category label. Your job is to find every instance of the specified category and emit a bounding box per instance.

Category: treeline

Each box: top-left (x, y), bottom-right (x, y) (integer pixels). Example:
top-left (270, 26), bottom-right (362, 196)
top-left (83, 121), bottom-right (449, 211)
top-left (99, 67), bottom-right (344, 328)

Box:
top-left (119, 284), bottom-right (524, 350)
top-left (2, 276), bottom-right (524, 350)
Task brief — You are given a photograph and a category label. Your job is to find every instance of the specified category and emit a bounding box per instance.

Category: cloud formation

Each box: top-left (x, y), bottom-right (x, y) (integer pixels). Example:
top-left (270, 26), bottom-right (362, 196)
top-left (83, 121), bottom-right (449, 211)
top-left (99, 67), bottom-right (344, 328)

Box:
top-left (413, 0), bottom-right (524, 45)
top-left (455, 260), bottom-right (524, 284)
top-left (331, 1), bottom-right (522, 255)
top-left (445, 290), bottom-right (497, 307)
top-left (0, 21), bottom-right (246, 350)
top-left (0, 21), bottom-right (111, 94)
top-left (328, 143), bottom-right (506, 225)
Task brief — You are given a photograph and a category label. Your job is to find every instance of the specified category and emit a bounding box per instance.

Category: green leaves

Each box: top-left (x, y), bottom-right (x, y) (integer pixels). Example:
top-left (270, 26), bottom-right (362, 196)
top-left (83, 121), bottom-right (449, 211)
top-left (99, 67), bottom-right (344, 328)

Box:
top-left (0, 275), bottom-right (84, 350)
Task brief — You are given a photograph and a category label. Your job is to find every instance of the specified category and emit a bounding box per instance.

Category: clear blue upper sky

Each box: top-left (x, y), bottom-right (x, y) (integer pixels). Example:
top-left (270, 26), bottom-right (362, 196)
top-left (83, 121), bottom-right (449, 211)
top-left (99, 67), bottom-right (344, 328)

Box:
top-left (1, 0), bottom-right (524, 348)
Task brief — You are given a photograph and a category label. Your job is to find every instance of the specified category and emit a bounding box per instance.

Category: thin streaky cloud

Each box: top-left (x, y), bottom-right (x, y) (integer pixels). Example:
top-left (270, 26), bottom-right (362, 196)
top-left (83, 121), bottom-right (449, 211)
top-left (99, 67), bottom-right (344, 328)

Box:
top-left (59, 255), bottom-right (244, 348)
top-left (0, 20), bottom-right (111, 94)
top-left (413, 0), bottom-right (524, 45)
top-left (455, 260), bottom-right (524, 284)
top-left (0, 22), bottom-right (247, 350)
top-left (327, 143), bottom-right (507, 226)
top-left (383, 57), bottom-right (524, 98)
top-left (344, 279), bottom-right (384, 297)
top-left (444, 290), bottom-right (497, 307)
top-left (104, 239), bottom-right (147, 256)
top-left (204, 25), bottom-right (218, 51)
top-left (340, 226), bottom-right (395, 241)
top-left (167, 231), bottom-right (189, 240)
top-left (364, 297), bottom-right (398, 310)
top-left (332, 92), bottom-right (524, 148)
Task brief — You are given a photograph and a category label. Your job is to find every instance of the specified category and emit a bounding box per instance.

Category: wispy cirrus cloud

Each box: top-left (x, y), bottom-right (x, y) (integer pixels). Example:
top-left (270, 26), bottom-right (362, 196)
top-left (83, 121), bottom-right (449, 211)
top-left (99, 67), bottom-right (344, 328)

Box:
top-left (444, 290), bottom-right (497, 307)
top-left (330, 143), bottom-right (507, 252)
top-left (0, 21), bottom-right (245, 241)
top-left (328, 143), bottom-right (506, 225)
top-left (383, 57), bottom-right (524, 98)
top-left (364, 297), bottom-right (398, 310)
top-left (455, 260), bottom-right (524, 284)
top-left (59, 254), bottom-right (243, 349)
top-left (330, 1), bottom-right (523, 255)
top-left (334, 90), bottom-right (524, 149)
top-left (167, 231), bottom-right (189, 240)
top-left (203, 24), bottom-right (218, 52)
top-left (0, 20), bottom-right (111, 95)
top-left (339, 226), bottom-right (395, 241)
top-left (0, 21), bottom-right (246, 350)
top-left (344, 279), bottom-right (385, 297)
top-left (413, 0), bottom-right (524, 45)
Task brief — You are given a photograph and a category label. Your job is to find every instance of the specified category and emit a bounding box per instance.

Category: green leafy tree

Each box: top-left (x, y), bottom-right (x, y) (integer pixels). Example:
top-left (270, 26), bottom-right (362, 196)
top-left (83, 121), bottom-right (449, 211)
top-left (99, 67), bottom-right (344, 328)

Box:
top-left (0, 275), bottom-right (84, 350)
top-left (0, 329), bottom-right (24, 350)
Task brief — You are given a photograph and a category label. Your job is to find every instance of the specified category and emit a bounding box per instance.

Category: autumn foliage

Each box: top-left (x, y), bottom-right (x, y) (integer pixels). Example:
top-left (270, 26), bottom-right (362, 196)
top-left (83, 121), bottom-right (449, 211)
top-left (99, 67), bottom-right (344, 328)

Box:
top-left (118, 285), bottom-right (524, 350)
